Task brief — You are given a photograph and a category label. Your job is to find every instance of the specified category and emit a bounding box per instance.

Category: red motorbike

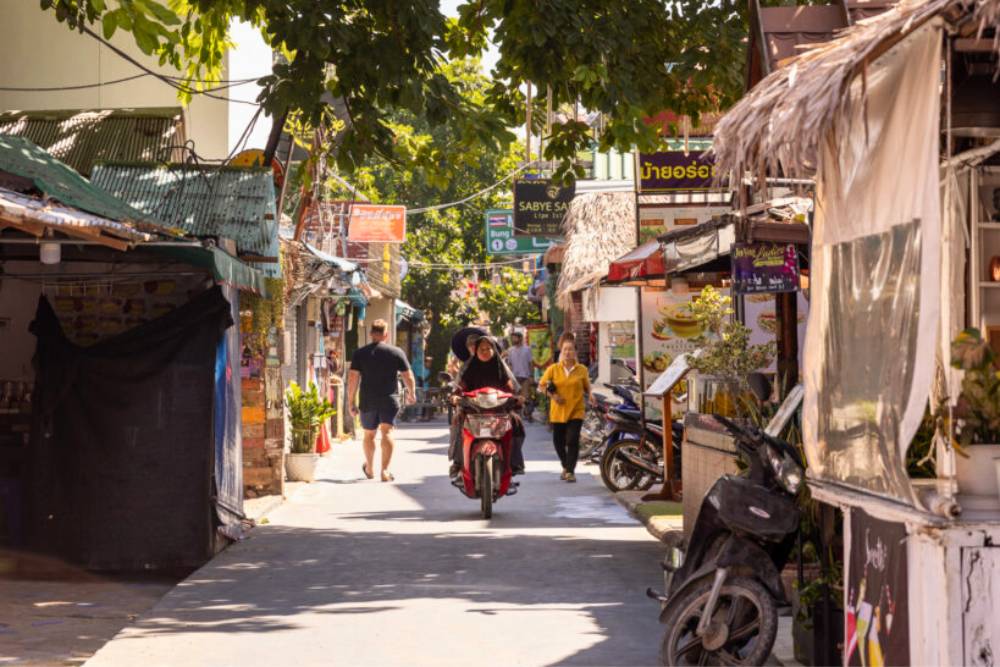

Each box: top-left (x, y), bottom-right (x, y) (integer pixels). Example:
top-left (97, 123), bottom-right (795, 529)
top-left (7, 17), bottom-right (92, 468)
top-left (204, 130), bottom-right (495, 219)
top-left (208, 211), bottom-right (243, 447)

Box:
top-left (455, 387), bottom-right (518, 519)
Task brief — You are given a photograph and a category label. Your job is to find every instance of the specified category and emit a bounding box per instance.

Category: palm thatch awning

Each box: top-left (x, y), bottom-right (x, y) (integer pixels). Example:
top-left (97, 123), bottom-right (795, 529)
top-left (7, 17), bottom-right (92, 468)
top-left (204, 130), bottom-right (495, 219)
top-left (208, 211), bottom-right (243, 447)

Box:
top-left (713, 0), bottom-right (995, 181)
top-left (555, 191), bottom-right (636, 308)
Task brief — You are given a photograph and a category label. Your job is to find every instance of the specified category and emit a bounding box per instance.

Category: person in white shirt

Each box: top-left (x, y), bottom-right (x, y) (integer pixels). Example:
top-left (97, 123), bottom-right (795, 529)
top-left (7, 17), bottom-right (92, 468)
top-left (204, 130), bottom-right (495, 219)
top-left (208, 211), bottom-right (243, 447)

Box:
top-left (506, 331), bottom-right (535, 422)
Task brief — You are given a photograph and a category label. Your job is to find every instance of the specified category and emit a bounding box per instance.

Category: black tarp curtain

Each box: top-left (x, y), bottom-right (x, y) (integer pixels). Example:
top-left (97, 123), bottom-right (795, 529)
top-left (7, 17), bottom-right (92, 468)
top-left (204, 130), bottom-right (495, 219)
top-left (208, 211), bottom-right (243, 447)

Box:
top-left (27, 286), bottom-right (233, 570)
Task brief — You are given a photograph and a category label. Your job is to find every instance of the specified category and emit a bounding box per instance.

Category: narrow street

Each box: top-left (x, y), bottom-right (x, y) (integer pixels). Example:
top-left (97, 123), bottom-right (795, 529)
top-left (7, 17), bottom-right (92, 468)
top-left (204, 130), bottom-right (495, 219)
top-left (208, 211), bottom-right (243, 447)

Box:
top-left (86, 421), bottom-right (666, 667)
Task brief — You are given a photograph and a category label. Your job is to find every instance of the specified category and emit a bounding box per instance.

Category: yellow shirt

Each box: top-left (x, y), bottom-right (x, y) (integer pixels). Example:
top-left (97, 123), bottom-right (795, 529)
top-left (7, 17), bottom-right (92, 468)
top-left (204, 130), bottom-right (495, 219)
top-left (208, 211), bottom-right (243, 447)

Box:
top-left (539, 362), bottom-right (590, 423)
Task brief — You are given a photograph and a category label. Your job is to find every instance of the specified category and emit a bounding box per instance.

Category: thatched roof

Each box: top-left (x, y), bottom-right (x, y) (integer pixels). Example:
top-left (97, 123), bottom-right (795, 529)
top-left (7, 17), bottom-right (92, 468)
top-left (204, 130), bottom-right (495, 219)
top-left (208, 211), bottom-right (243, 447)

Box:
top-left (555, 191), bottom-right (636, 308)
top-left (713, 0), bottom-right (994, 181)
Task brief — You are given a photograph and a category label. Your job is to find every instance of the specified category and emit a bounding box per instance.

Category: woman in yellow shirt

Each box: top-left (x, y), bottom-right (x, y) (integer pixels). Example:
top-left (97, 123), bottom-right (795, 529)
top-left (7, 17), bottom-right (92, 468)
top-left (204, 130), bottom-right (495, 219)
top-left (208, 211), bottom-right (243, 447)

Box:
top-left (538, 338), bottom-right (594, 482)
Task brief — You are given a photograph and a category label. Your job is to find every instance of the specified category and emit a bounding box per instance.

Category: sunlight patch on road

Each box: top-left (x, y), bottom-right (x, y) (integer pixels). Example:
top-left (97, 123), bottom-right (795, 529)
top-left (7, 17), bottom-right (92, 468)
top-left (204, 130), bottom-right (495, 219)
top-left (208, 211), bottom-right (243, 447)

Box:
top-left (551, 495), bottom-right (636, 525)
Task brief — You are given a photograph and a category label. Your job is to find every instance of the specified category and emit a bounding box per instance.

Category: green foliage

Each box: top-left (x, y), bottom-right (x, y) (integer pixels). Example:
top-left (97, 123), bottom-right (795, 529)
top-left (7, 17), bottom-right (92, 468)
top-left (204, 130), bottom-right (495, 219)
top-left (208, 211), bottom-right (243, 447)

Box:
top-left (311, 60), bottom-right (530, 376)
top-left (42, 0), bottom-right (761, 181)
top-left (950, 328), bottom-right (1000, 446)
top-left (284, 381), bottom-right (335, 453)
top-left (477, 268), bottom-right (540, 335)
top-left (688, 286), bottom-right (776, 388)
top-left (242, 277), bottom-right (285, 353)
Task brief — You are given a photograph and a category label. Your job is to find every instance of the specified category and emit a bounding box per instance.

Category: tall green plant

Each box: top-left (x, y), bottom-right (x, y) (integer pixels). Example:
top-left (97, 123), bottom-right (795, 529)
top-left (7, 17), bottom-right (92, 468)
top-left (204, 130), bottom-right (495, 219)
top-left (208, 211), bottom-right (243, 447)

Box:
top-left (687, 285), bottom-right (776, 389)
top-left (285, 381), bottom-right (336, 454)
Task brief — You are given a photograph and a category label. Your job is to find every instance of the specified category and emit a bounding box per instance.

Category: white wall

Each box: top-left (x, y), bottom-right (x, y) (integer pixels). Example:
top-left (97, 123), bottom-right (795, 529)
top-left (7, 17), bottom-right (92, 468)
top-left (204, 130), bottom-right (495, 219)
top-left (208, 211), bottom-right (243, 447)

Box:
top-left (0, 3), bottom-right (273, 160)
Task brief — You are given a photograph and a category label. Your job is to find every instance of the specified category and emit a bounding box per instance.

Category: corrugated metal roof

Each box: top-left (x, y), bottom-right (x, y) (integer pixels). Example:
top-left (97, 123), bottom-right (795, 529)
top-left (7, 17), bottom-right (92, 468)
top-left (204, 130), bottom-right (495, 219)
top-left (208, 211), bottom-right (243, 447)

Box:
top-left (0, 107), bottom-right (186, 176)
top-left (90, 163), bottom-right (277, 255)
top-left (0, 135), bottom-right (155, 225)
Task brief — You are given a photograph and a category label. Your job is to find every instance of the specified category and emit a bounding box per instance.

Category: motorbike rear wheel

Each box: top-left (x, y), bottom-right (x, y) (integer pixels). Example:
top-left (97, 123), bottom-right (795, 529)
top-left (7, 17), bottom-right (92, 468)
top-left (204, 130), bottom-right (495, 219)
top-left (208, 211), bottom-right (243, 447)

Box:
top-left (659, 575), bottom-right (777, 667)
top-left (479, 456), bottom-right (494, 519)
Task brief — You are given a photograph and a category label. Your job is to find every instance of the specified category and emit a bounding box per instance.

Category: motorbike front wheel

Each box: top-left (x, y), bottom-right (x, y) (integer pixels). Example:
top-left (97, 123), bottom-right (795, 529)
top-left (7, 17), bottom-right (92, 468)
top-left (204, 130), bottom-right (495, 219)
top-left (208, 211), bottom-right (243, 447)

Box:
top-left (479, 456), bottom-right (494, 519)
top-left (599, 439), bottom-right (646, 492)
top-left (659, 575), bottom-right (777, 666)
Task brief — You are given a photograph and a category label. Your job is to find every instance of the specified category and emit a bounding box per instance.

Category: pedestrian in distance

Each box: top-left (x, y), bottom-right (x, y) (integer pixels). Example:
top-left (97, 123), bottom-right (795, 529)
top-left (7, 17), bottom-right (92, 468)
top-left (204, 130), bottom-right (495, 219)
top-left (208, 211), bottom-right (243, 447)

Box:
top-left (348, 319), bottom-right (416, 482)
top-left (506, 331), bottom-right (534, 422)
top-left (537, 337), bottom-right (594, 483)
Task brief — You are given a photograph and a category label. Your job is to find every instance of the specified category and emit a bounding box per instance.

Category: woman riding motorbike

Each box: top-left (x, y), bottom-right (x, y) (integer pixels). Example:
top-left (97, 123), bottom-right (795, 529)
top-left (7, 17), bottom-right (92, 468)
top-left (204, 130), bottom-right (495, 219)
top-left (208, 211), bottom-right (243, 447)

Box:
top-left (448, 335), bottom-right (526, 481)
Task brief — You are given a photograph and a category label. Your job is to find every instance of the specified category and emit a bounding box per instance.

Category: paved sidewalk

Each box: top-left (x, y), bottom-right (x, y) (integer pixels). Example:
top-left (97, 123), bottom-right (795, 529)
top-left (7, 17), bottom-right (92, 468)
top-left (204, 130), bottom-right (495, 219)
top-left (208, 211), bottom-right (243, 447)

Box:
top-left (86, 421), bottom-right (668, 667)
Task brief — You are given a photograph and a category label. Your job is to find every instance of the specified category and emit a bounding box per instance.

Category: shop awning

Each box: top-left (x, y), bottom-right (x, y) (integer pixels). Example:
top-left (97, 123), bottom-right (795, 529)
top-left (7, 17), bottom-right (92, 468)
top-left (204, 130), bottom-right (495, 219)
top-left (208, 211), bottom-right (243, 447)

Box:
top-left (659, 216), bottom-right (735, 275)
top-left (149, 244), bottom-right (268, 295)
top-left (395, 299), bottom-right (423, 322)
top-left (606, 241), bottom-right (666, 284)
top-left (304, 242), bottom-right (359, 274)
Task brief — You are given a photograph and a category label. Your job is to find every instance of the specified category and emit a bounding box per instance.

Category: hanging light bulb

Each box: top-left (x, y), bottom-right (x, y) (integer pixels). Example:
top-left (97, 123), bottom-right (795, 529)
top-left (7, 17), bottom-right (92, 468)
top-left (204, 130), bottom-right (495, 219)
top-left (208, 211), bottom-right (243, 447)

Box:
top-left (39, 241), bottom-right (61, 265)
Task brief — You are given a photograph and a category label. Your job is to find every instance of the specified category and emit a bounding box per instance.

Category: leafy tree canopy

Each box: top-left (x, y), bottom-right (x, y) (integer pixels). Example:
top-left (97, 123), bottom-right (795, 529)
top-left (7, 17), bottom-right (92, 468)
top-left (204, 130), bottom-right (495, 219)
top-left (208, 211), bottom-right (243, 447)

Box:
top-left (43, 0), bottom-right (752, 181)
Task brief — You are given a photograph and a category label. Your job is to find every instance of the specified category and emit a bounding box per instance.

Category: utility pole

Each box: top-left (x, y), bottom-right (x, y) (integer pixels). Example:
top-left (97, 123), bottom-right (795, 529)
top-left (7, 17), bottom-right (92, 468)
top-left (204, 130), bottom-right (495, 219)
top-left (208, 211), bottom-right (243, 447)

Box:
top-left (525, 82), bottom-right (533, 168)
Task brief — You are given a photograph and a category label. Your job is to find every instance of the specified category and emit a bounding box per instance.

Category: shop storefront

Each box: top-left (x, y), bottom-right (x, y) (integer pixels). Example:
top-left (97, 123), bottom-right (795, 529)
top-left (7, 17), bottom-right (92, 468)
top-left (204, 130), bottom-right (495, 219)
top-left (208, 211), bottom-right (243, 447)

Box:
top-left (711, 2), bottom-right (1000, 661)
top-left (0, 137), bottom-right (266, 569)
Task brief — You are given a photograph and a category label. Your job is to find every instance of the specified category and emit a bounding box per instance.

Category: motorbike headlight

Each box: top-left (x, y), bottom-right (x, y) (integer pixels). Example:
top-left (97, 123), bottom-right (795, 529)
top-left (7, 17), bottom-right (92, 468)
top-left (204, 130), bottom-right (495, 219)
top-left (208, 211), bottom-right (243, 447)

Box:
top-left (474, 390), bottom-right (500, 409)
top-left (765, 444), bottom-right (803, 494)
top-left (466, 414), bottom-right (511, 439)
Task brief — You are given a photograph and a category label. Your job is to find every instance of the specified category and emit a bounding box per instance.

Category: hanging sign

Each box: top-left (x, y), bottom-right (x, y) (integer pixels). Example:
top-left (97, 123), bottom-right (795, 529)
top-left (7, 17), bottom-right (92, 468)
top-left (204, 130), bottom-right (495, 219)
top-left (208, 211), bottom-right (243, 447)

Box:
top-left (732, 243), bottom-right (800, 294)
top-left (638, 151), bottom-right (719, 192)
top-left (513, 179), bottom-right (575, 237)
top-left (347, 204), bottom-right (407, 243)
top-left (846, 509), bottom-right (909, 667)
top-left (485, 209), bottom-right (557, 255)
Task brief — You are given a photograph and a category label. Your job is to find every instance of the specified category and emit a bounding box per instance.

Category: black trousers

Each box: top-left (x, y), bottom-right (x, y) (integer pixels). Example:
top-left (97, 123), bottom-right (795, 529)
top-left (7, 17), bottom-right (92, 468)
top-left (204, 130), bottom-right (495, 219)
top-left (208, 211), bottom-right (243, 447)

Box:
top-left (552, 419), bottom-right (583, 474)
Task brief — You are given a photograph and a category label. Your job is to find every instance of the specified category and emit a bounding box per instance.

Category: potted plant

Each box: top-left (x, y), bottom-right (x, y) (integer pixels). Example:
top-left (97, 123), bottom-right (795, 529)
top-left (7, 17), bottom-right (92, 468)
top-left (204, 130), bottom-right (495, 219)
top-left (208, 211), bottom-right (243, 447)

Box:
top-left (686, 286), bottom-right (777, 417)
top-left (950, 328), bottom-right (1000, 497)
top-left (284, 381), bottom-right (335, 482)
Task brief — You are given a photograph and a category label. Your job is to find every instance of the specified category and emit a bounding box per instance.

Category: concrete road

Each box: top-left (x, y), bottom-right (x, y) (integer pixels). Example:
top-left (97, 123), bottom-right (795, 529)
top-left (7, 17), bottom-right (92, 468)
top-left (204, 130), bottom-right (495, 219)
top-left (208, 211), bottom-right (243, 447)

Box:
top-left (86, 421), bottom-right (667, 667)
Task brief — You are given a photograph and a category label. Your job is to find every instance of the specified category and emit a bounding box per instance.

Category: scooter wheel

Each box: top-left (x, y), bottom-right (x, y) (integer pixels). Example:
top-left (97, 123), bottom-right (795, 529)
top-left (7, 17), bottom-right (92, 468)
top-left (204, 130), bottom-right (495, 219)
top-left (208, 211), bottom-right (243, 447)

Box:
top-left (659, 575), bottom-right (776, 666)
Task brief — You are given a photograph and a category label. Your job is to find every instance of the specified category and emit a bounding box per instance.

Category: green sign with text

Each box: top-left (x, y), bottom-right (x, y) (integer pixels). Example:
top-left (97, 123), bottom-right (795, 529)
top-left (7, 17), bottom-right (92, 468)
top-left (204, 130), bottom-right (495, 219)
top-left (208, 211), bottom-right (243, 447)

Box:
top-left (485, 209), bottom-right (557, 255)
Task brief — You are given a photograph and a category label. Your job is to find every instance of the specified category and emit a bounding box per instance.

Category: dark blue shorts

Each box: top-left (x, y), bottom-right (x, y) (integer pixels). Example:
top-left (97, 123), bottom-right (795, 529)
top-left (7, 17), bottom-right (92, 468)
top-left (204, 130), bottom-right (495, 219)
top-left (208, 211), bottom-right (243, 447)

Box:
top-left (360, 396), bottom-right (400, 431)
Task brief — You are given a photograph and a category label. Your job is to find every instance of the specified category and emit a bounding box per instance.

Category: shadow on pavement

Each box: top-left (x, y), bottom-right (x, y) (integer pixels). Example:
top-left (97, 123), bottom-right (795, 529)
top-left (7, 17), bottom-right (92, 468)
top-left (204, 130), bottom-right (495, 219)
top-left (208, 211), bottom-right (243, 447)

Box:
top-left (117, 525), bottom-right (665, 666)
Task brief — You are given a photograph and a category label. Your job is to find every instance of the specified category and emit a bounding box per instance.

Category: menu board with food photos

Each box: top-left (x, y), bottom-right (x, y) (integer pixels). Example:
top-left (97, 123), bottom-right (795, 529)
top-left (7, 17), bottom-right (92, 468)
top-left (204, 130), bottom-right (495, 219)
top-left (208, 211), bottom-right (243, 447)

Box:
top-left (641, 287), bottom-right (722, 417)
top-left (51, 278), bottom-right (205, 346)
top-left (742, 291), bottom-right (809, 374)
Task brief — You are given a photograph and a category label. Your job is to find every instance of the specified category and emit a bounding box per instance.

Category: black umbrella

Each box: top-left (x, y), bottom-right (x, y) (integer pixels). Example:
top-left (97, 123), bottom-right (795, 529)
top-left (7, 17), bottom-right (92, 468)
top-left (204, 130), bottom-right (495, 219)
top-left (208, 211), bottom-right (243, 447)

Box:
top-left (451, 326), bottom-right (488, 362)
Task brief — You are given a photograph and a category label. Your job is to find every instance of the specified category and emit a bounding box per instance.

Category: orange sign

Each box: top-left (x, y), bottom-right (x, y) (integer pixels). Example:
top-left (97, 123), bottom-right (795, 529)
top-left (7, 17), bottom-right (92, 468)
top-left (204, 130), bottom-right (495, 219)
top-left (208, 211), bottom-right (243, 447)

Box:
top-left (347, 204), bottom-right (406, 243)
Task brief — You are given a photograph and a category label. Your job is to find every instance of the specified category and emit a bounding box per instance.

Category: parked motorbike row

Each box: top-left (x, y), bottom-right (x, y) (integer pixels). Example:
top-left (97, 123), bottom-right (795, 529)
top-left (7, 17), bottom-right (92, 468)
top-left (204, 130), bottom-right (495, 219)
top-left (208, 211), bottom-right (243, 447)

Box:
top-left (580, 362), bottom-right (683, 496)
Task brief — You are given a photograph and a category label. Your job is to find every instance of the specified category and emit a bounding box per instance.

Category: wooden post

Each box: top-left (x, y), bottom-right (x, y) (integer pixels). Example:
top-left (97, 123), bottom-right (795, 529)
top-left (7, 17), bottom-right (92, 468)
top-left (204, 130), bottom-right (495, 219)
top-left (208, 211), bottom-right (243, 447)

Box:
top-left (775, 290), bottom-right (798, 398)
top-left (525, 83), bottom-right (533, 167)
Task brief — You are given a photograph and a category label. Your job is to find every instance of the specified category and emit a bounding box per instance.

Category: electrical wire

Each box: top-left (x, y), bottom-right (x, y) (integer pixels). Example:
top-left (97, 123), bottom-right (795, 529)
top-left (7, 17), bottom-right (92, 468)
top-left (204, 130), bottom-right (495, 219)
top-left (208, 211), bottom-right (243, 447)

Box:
top-left (80, 26), bottom-right (261, 106)
top-left (406, 160), bottom-right (539, 215)
top-left (0, 73), bottom-right (265, 93)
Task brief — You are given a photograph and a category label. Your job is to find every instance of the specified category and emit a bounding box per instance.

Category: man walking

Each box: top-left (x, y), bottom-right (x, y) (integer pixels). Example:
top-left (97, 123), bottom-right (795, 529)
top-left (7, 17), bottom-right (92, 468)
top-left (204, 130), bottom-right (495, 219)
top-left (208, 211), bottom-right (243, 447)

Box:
top-left (348, 319), bottom-right (415, 482)
top-left (506, 331), bottom-right (534, 422)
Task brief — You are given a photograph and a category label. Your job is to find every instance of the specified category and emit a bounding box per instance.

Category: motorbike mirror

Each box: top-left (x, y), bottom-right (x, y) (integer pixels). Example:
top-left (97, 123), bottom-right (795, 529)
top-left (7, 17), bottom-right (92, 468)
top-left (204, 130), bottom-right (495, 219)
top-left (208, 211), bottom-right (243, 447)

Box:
top-left (713, 414), bottom-right (747, 439)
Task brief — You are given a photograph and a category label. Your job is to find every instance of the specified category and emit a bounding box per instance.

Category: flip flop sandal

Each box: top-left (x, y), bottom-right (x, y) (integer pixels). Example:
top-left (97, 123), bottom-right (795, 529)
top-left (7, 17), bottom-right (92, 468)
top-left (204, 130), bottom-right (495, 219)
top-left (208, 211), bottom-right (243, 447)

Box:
top-left (381, 471), bottom-right (395, 482)
top-left (362, 463), bottom-right (374, 479)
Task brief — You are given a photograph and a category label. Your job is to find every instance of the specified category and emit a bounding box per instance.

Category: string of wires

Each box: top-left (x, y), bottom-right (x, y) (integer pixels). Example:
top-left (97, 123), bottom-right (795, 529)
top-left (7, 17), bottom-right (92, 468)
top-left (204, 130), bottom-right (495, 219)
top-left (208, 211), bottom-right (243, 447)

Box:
top-left (80, 26), bottom-right (262, 106)
top-left (0, 72), bottom-right (265, 92)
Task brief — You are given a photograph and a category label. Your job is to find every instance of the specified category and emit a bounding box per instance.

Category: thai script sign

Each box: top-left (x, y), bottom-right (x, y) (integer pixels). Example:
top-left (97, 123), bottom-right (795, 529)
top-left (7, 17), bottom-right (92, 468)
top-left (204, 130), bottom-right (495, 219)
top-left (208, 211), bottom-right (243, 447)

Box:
top-left (347, 204), bottom-right (407, 243)
top-left (732, 243), bottom-right (800, 294)
top-left (638, 151), bottom-right (719, 192)
top-left (513, 178), bottom-right (575, 237)
top-left (485, 209), bottom-right (557, 255)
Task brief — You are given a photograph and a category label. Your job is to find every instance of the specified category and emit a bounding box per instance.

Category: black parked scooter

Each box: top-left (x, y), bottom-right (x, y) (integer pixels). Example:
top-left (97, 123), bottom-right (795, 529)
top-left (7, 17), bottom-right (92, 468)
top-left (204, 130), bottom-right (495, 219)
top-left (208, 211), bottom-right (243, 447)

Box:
top-left (649, 412), bottom-right (805, 666)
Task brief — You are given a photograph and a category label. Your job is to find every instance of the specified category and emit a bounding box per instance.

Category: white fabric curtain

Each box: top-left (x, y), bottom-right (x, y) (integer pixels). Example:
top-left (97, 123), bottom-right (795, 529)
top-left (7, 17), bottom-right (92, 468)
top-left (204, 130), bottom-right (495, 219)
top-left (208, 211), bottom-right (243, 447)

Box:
top-left (803, 24), bottom-right (942, 505)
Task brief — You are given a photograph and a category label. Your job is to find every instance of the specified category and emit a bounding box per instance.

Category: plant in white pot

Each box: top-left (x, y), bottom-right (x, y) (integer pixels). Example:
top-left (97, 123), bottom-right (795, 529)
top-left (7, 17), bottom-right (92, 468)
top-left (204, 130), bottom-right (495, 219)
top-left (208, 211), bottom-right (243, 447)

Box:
top-left (284, 381), bottom-right (335, 482)
top-left (950, 328), bottom-right (1000, 497)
